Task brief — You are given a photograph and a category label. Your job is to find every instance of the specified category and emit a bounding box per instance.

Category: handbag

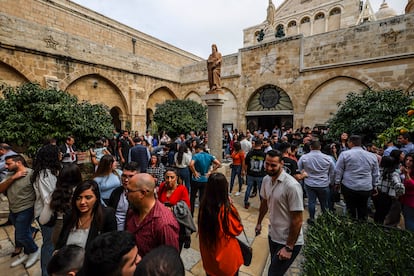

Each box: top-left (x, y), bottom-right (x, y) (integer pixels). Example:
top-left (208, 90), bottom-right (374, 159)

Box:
top-left (237, 228), bottom-right (252, 266)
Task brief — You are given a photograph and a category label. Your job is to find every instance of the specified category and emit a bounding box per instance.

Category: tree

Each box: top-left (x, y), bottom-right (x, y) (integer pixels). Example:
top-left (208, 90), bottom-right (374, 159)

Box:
top-left (153, 99), bottom-right (207, 138)
top-left (378, 100), bottom-right (414, 145)
top-left (327, 89), bottom-right (410, 143)
top-left (0, 83), bottom-right (113, 155)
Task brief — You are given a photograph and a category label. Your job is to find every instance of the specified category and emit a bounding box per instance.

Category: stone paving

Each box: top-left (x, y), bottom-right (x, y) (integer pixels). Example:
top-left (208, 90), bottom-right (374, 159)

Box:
top-left (0, 165), bottom-right (310, 276)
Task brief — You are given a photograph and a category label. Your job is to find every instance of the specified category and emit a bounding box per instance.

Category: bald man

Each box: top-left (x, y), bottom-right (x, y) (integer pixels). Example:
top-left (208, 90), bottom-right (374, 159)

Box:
top-left (125, 173), bottom-right (179, 256)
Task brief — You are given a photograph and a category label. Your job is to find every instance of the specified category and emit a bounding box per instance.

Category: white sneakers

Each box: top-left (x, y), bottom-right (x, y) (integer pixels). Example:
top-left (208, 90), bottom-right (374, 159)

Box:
top-left (10, 253), bottom-right (28, 267)
top-left (235, 192), bottom-right (241, 196)
top-left (25, 248), bottom-right (40, 268)
top-left (10, 248), bottom-right (40, 268)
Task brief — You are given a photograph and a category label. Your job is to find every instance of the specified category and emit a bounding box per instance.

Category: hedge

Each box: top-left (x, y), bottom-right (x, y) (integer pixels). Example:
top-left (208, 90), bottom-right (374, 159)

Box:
top-left (303, 212), bottom-right (414, 275)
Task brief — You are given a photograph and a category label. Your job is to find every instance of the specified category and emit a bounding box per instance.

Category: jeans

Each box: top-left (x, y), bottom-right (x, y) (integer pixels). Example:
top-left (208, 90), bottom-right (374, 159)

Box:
top-left (39, 220), bottom-right (54, 276)
top-left (304, 184), bottom-right (330, 220)
top-left (244, 175), bottom-right (264, 204)
top-left (402, 204), bottom-right (414, 231)
top-left (190, 180), bottom-right (206, 217)
top-left (341, 184), bottom-right (371, 221)
top-left (268, 237), bottom-right (302, 276)
top-left (9, 207), bottom-right (38, 254)
top-left (177, 167), bottom-right (191, 193)
top-left (229, 165), bottom-right (242, 193)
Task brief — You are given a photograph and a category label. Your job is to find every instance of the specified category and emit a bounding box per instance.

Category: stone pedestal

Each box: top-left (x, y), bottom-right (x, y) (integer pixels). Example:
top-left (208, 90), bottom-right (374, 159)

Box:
top-left (201, 93), bottom-right (227, 161)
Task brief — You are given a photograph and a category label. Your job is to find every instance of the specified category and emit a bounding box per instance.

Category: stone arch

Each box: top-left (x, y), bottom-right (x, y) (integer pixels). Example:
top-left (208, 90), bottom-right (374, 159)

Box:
top-left (328, 7), bottom-right (342, 31)
top-left (147, 86), bottom-right (177, 130)
top-left (66, 74), bottom-right (127, 111)
top-left (0, 59), bottom-right (33, 86)
top-left (184, 90), bottom-right (203, 104)
top-left (110, 106), bottom-right (123, 132)
top-left (302, 76), bottom-right (368, 127)
top-left (221, 88), bottom-right (239, 129)
top-left (246, 84), bottom-right (294, 132)
top-left (287, 20), bottom-right (298, 36)
top-left (313, 12), bottom-right (326, 34)
top-left (0, 61), bottom-right (30, 91)
top-left (300, 16), bottom-right (311, 36)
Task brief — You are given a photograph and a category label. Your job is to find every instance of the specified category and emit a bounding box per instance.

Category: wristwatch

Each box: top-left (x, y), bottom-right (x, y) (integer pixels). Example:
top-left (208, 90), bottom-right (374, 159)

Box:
top-left (284, 245), bottom-right (293, 252)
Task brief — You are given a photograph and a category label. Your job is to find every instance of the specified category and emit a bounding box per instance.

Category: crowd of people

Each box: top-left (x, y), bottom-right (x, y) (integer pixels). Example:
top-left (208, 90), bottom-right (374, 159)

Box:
top-left (0, 124), bottom-right (413, 275)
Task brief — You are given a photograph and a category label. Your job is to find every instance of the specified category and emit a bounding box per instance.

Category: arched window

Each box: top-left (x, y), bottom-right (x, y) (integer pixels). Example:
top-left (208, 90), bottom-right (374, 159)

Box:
top-left (301, 17), bottom-right (310, 24)
top-left (288, 21), bottom-right (297, 27)
top-left (315, 12), bottom-right (325, 20)
top-left (329, 7), bottom-right (341, 16)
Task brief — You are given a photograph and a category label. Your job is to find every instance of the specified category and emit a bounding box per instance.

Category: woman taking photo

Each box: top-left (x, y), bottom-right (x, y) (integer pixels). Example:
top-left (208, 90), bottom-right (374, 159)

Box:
top-left (32, 144), bottom-right (61, 275)
top-left (55, 180), bottom-right (117, 249)
top-left (93, 154), bottom-right (121, 206)
top-left (198, 172), bottom-right (243, 276)
top-left (48, 163), bottom-right (82, 246)
top-left (157, 167), bottom-right (192, 251)
top-left (174, 143), bottom-right (192, 192)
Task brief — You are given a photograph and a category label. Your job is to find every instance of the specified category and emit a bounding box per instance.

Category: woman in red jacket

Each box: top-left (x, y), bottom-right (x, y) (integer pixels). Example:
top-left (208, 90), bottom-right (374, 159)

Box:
top-left (198, 172), bottom-right (243, 276)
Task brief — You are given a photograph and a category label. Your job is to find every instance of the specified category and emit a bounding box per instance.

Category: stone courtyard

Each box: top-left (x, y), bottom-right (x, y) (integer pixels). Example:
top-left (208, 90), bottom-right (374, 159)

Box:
top-left (0, 164), bottom-right (310, 276)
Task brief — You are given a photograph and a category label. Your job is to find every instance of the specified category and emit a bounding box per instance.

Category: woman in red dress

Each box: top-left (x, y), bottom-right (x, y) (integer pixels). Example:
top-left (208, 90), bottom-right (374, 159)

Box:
top-left (157, 168), bottom-right (192, 251)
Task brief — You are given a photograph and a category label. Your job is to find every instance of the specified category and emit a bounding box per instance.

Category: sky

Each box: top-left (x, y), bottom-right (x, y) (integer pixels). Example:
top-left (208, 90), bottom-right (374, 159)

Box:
top-left (71, 0), bottom-right (407, 58)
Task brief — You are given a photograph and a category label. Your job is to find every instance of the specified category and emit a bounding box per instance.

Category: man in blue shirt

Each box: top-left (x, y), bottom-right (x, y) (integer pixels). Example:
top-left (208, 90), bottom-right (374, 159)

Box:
top-left (189, 144), bottom-right (221, 216)
top-left (334, 135), bottom-right (379, 220)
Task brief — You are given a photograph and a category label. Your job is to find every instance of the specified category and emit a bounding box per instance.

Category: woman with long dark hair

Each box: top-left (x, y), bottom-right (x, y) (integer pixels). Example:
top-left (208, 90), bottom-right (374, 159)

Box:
top-left (93, 154), bottom-right (121, 206)
top-left (174, 143), bottom-right (192, 192)
top-left (48, 163), bottom-right (82, 245)
top-left (198, 173), bottom-right (243, 276)
top-left (55, 180), bottom-right (116, 249)
top-left (158, 167), bottom-right (192, 251)
top-left (400, 153), bottom-right (414, 231)
top-left (147, 153), bottom-right (166, 187)
top-left (32, 144), bottom-right (61, 276)
top-left (372, 156), bottom-right (405, 225)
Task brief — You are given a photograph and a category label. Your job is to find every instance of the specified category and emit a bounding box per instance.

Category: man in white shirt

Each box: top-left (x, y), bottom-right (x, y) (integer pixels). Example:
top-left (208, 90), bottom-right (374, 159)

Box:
top-left (298, 140), bottom-right (335, 223)
top-left (255, 150), bottom-right (303, 276)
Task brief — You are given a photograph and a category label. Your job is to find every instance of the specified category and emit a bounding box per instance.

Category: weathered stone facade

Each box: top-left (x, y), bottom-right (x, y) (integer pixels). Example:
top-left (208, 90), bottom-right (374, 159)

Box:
top-left (1, 0), bottom-right (413, 133)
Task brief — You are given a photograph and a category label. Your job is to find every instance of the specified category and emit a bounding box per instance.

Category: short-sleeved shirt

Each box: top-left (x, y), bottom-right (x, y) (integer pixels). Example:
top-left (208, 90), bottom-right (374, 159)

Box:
top-left (3, 168), bottom-right (36, 213)
top-left (126, 200), bottom-right (179, 257)
top-left (260, 170), bottom-right (304, 245)
top-left (191, 151), bottom-right (216, 183)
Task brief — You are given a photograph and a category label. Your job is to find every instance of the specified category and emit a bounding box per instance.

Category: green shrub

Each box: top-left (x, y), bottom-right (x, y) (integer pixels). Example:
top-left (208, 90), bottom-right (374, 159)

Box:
top-left (303, 212), bottom-right (414, 275)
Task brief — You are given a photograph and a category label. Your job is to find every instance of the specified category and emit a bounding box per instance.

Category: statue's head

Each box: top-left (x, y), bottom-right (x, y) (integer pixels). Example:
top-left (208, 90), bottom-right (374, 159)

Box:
top-left (212, 44), bottom-right (217, 52)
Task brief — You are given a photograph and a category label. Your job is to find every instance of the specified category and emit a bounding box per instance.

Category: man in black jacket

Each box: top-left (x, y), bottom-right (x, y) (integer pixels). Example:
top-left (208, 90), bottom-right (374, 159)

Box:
top-left (108, 162), bottom-right (139, 231)
top-left (60, 136), bottom-right (77, 166)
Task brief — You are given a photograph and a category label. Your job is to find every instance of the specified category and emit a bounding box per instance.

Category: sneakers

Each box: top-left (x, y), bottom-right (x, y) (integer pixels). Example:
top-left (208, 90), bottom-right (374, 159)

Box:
top-left (10, 252), bottom-right (28, 267)
top-left (235, 191), bottom-right (241, 196)
top-left (244, 202), bottom-right (250, 209)
top-left (25, 248), bottom-right (40, 268)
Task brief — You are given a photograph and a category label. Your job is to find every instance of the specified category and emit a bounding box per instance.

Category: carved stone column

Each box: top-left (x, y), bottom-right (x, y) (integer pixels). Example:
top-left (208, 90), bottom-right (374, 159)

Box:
top-left (201, 93), bottom-right (227, 161)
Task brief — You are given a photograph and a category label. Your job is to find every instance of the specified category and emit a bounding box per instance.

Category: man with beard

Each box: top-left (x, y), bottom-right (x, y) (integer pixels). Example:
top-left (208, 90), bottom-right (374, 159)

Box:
top-left (125, 173), bottom-right (179, 257)
top-left (255, 150), bottom-right (304, 276)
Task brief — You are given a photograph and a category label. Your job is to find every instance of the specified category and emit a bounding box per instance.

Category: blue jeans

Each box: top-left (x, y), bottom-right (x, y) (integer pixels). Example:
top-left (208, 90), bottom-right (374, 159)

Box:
top-left (9, 207), bottom-right (38, 254)
top-left (39, 220), bottom-right (54, 276)
top-left (268, 237), bottom-right (302, 276)
top-left (230, 165), bottom-right (242, 193)
top-left (402, 204), bottom-right (414, 231)
top-left (177, 167), bottom-right (191, 193)
top-left (304, 184), bottom-right (330, 220)
top-left (244, 175), bottom-right (264, 204)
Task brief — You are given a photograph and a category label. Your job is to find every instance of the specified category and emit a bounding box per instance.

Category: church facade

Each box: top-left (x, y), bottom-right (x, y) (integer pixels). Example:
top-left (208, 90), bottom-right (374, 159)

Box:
top-left (1, 0), bottom-right (413, 134)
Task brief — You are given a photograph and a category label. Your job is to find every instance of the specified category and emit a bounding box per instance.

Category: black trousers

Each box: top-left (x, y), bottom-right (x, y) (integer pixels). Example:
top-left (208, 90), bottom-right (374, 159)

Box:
top-left (341, 184), bottom-right (371, 221)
